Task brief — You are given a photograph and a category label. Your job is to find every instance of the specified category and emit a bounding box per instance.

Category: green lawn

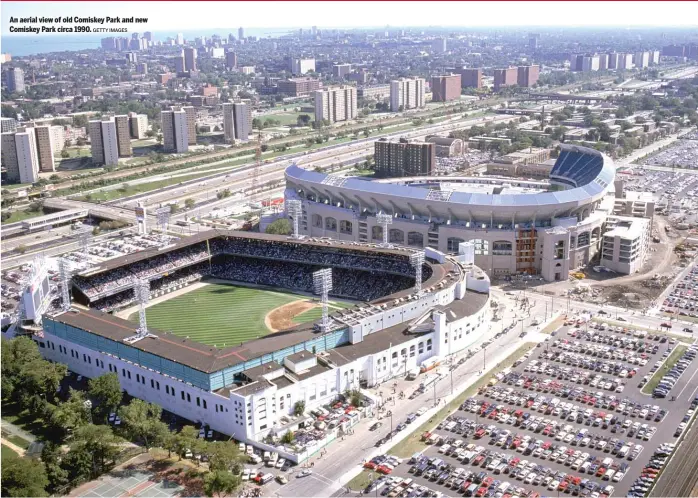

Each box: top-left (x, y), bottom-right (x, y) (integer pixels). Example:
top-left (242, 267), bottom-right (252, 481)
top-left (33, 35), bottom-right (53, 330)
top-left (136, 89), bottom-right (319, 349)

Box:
top-left (0, 208), bottom-right (45, 225)
top-left (77, 172), bottom-right (217, 202)
top-left (1, 443), bottom-right (18, 461)
top-left (268, 111), bottom-right (306, 126)
top-left (642, 345), bottom-right (688, 394)
top-left (1, 401), bottom-right (55, 442)
top-left (129, 283), bottom-right (321, 346)
top-left (5, 434), bottom-right (30, 449)
top-left (56, 147), bottom-right (90, 159)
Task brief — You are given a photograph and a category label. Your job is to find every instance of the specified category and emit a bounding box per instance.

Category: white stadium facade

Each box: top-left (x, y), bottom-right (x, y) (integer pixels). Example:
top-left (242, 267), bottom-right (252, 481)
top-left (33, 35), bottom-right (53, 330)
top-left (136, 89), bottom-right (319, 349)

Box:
top-left (285, 144), bottom-right (627, 281)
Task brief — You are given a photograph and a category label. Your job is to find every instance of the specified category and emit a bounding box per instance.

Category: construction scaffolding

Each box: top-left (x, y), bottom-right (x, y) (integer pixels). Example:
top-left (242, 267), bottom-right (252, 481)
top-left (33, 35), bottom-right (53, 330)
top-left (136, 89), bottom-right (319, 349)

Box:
top-left (410, 251), bottom-right (426, 294)
top-left (286, 199), bottom-right (302, 239)
top-left (376, 213), bottom-right (393, 248)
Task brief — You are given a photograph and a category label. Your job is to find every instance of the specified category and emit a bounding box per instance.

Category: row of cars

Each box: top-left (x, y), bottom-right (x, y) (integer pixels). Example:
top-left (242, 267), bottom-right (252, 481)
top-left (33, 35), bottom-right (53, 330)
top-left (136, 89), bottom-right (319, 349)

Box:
top-left (466, 397), bottom-right (658, 443)
top-left (626, 443), bottom-right (675, 497)
top-left (479, 386), bottom-right (667, 424)
top-left (662, 265), bottom-right (698, 317)
top-left (652, 344), bottom-right (697, 398)
top-left (373, 407), bottom-right (429, 446)
top-left (564, 330), bottom-right (664, 353)
top-left (409, 442), bottom-right (617, 497)
top-left (536, 351), bottom-right (638, 378)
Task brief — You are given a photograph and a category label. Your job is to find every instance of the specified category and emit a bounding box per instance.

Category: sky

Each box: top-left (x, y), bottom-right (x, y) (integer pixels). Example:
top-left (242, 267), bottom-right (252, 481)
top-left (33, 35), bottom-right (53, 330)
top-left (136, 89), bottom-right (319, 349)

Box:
top-left (2, 1), bottom-right (698, 36)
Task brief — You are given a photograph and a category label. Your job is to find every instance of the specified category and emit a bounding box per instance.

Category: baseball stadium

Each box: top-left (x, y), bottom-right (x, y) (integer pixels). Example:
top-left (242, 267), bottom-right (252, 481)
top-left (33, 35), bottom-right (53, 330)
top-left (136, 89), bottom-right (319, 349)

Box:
top-left (40, 231), bottom-right (492, 454)
top-left (285, 144), bottom-right (630, 281)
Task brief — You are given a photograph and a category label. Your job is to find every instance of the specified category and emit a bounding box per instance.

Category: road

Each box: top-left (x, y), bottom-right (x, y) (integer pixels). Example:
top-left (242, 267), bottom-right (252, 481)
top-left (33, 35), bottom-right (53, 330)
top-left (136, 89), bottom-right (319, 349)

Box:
top-left (615, 133), bottom-right (683, 167)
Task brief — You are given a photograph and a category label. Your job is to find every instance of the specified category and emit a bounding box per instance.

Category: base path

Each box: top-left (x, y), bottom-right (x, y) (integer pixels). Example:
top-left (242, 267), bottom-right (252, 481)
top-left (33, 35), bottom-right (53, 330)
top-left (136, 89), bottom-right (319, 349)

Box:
top-left (265, 299), bottom-right (317, 332)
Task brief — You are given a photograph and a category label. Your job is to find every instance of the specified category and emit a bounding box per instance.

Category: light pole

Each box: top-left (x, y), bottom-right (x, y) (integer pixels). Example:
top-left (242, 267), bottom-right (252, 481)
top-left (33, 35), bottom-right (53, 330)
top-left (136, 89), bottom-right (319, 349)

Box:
top-left (483, 346), bottom-right (487, 370)
top-left (387, 410), bottom-right (393, 439)
top-left (84, 399), bottom-right (93, 424)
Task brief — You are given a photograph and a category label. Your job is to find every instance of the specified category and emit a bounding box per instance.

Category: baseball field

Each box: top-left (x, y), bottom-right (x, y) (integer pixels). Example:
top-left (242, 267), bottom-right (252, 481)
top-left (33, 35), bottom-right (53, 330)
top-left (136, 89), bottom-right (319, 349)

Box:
top-left (128, 282), bottom-right (352, 346)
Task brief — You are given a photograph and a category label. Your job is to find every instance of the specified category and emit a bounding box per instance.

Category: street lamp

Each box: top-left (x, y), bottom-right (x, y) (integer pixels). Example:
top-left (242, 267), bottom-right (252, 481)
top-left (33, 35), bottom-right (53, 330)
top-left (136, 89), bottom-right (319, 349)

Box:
top-left (387, 411), bottom-right (393, 439)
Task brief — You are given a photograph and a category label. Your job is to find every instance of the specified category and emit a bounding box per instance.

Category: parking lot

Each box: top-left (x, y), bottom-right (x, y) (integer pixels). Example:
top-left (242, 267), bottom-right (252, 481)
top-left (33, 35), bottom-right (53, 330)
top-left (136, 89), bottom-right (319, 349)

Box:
top-left (660, 265), bottom-right (698, 322)
top-left (640, 139), bottom-right (698, 170)
top-left (361, 317), bottom-right (698, 498)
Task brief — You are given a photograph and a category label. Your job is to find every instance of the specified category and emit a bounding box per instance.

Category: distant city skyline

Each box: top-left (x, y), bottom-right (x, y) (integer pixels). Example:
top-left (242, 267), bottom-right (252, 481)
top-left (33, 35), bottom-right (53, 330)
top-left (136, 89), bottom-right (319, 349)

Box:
top-left (3, 0), bottom-right (698, 38)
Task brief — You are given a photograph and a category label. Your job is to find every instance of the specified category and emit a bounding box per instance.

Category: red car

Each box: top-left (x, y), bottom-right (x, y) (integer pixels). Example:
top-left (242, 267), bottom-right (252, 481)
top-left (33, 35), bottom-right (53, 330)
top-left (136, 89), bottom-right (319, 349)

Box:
top-left (376, 465), bottom-right (392, 475)
top-left (476, 487), bottom-right (488, 497)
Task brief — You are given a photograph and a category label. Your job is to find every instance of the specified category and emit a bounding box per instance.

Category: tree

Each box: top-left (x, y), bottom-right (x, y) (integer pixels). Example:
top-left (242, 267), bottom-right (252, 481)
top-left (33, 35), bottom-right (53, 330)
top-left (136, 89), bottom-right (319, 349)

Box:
top-left (118, 399), bottom-right (169, 452)
top-left (72, 114), bottom-right (88, 128)
top-left (207, 441), bottom-right (242, 473)
top-left (50, 388), bottom-right (91, 437)
top-left (41, 442), bottom-right (69, 493)
top-left (293, 400), bottom-right (305, 416)
top-left (76, 137), bottom-right (87, 146)
top-left (88, 373), bottom-right (123, 422)
top-left (1, 336), bottom-right (66, 405)
top-left (174, 426), bottom-right (200, 460)
top-left (1, 453), bottom-right (49, 497)
top-left (265, 218), bottom-right (292, 235)
top-left (203, 470), bottom-right (240, 497)
top-left (69, 424), bottom-right (121, 478)
top-left (281, 431), bottom-right (294, 444)
top-left (60, 149), bottom-right (70, 159)
top-left (184, 198), bottom-right (196, 210)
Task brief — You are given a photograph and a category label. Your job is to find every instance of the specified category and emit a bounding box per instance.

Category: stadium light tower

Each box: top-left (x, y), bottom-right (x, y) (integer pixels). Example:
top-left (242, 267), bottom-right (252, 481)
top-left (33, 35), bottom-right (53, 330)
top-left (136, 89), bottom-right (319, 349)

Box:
top-left (313, 268), bottom-right (333, 332)
top-left (410, 251), bottom-right (426, 294)
top-left (376, 213), bottom-right (393, 248)
top-left (286, 199), bottom-right (302, 239)
top-left (156, 206), bottom-right (171, 232)
top-left (79, 230), bottom-right (90, 261)
top-left (134, 279), bottom-right (151, 336)
top-left (58, 258), bottom-right (72, 312)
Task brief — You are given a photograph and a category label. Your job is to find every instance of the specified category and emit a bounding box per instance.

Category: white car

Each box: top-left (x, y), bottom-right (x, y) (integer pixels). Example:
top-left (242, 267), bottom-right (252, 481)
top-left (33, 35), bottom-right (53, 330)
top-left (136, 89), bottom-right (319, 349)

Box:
top-left (276, 458), bottom-right (286, 469)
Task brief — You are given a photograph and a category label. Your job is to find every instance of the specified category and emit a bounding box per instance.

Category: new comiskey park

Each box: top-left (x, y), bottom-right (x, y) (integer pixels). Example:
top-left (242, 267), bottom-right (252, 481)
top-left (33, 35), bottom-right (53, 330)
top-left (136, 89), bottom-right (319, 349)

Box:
top-left (2, 2), bottom-right (698, 497)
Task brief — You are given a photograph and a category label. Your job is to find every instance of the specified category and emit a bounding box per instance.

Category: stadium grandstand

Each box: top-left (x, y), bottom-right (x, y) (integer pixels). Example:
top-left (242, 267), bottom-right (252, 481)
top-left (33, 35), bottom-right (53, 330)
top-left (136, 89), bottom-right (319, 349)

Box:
top-left (39, 231), bottom-right (491, 459)
top-left (285, 144), bottom-right (627, 281)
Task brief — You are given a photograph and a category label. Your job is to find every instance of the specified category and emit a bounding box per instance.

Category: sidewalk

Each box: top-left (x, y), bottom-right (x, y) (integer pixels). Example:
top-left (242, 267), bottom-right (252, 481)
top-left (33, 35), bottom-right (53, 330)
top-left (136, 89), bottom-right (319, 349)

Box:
top-left (0, 419), bottom-right (37, 443)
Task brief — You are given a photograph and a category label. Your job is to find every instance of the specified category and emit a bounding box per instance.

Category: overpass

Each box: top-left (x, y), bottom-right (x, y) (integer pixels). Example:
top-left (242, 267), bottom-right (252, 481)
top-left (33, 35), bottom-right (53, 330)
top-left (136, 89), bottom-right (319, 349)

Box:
top-left (43, 198), bottom-right (154, 226)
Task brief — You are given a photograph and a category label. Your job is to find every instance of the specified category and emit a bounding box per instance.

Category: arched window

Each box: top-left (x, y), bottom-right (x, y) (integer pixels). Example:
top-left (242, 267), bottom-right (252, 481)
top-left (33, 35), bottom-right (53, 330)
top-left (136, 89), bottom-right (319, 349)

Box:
top-left (325, 217), bottom-right (337, 231)
top-left (578, 232), bottom-right (590, 247)
top-left (418, 342), bottom-right (424, 354)
top-left (400, 348), bottom-right (407, 357)
top-left (408, 232), bottom-right (424, 247)
top-left (426, 339), bottom-right (433, 351)
top-left (389, 229), bottom-right (405, 244)
top-left (591, 227), bottom-right (601, 244)
top-left (447, 237), bottom-right (465, 252)
top-left (372, 226), bottom-right (383, 241)
top-left (339, 220), bottom-right (353, 234)
top-left (409, 345), bottom-right (416, 357)
top-left (312, 214), bottom-right (323, 228)
top-left (492, 240), bottom-right (512, 255)
top-left (554, 240), bottom-right (565, 260)
top-left (570, 235), bottom-right (577, 249)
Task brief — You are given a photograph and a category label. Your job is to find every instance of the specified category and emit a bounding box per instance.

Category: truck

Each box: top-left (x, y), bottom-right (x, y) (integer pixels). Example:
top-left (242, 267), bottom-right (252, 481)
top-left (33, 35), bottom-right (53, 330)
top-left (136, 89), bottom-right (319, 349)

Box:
top-left (420, 356), bottom-right (442, 373)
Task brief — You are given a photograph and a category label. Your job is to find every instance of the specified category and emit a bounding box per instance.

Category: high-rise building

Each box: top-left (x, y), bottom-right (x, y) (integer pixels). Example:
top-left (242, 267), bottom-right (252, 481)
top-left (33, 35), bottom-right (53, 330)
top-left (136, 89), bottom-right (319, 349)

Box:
top-left (290, 58), bottom-right (315, 75)
top-left (174, 54), bottom-right (186, 73)
top-left (114, 115), bottom-right (133, 157)
top-left (582, 55), bottom-right (600, 72)
top-left (314, 86), bottom-right (358, 123)
top-left (1, 117), bottom-right (17, 133)
top-left (431, 74), bottom-right (461, 102)
top-left (493, 68), bottom-right (517, 90)
top-left (570, 54), bottom-right (584, 72)
top-left (374, 138), bottom-right (436, 178)
top-left (452, 68), bottom-right (482, 89)
top-left (183, 106), bottom-right (196, 146)
top-left (1, 130), bottom-right (39, 183)
top-left (650, 50), bottom-right (661, 65)
top-left (232, 102), bottom-right (252, 142)
top-left (34, 125), bottom-right (56, 172)
top-left (222, 103), bottom-right (236, 143)
top-left (634, 51), bottom-right (649, 68)
top-left (607, 52), bottom-right (620, 70)
top-left (88, 117), bottom-right (122, 166)
top-left (617, 53), bottom-right (634, 70)
top-left (598, 54), bottom-right (609, 71)
top-left (136, 62), bottom-right (148, 74)
top-left (238, 27), bottom-right (244, 41)
top-left (662, 44), bottom-right (686, 57)
top-left (390, 78), bottom-right (425, 112)
top-left (176, 33), bottom-right (184, 45)
top-left (517, 65), bottom-right (540, 87)
top-left (431, 38), bottom-right (447, 54)
top-left (161, 107), bottom-right (190, 153)
top-left (6, 67), bottom-right (25, 93)
top-left (128, 113), bottom-right (148, 139)
top-left (529, 33), bottom-right (540, 52)
top-left (332, 64), bottom-right (352, 79)
top-left (184, 47), bottom-right (197, 72)
top-left (226, 50), bottom-right (237, 69)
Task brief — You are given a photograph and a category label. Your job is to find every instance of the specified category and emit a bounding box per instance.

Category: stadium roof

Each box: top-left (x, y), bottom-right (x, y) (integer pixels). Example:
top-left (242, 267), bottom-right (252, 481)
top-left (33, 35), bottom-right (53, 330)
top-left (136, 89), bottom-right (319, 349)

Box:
top-left (285, 144), bottom-right (614, 211)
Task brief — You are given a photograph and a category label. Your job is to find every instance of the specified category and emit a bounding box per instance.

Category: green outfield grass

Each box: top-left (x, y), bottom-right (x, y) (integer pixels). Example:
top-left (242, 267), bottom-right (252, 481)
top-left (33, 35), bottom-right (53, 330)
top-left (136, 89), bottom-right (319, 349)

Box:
top-left (129, 283), bottom-right (333, 346)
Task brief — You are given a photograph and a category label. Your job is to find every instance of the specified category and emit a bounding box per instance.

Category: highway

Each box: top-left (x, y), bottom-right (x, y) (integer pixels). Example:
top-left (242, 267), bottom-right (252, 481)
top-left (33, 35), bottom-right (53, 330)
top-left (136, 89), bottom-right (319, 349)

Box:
top-left (108, 113), bottom-right (518, 211)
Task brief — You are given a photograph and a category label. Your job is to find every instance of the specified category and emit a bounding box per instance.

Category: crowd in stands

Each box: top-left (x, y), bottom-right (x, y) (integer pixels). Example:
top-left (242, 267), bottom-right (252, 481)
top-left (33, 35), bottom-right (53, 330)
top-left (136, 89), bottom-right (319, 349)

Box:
top-left (77, 236), bottom-right (430, 305)
top-left (74, 244), bottom-right (210, 299)
top-left (93, 263), bottom-right (208, 312)
top-left (211, 256), bottom-right (414, 302)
